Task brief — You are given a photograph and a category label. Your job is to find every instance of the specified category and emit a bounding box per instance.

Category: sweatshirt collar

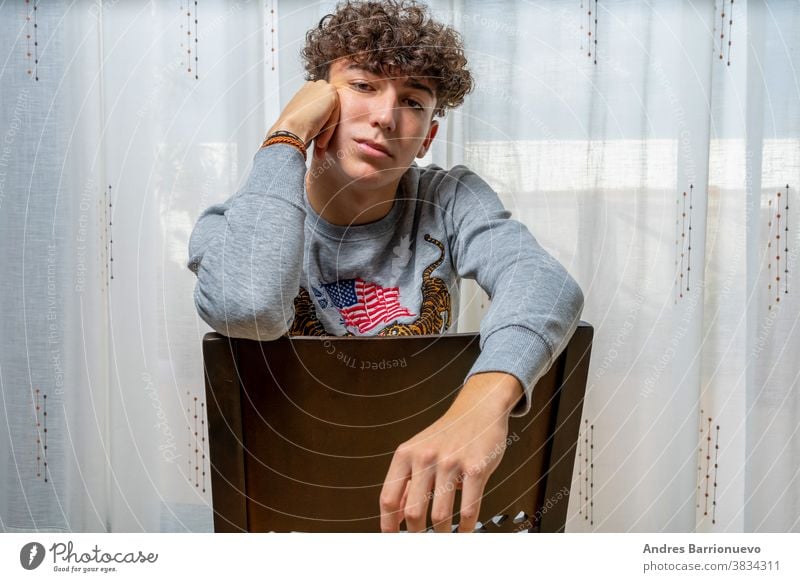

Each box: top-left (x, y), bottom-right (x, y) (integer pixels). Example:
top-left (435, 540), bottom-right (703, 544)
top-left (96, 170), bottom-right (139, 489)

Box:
top-left (303, 165), bottom-right (418, 241)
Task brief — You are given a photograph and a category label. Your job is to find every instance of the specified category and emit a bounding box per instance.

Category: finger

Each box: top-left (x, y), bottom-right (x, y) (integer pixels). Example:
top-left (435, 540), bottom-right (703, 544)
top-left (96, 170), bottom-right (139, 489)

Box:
top-left (399, 481), bottom-right (410, 516)
top-left (457, 473), bottom-right (485, 533)
top-left (379, 456), bottom-right (411, 533)
top-left (404, 461), bottom-right (436, 532)
top-left (314, 93), bottom-right (340, 152)
top-left (430, 468), bottom-right (459, 533)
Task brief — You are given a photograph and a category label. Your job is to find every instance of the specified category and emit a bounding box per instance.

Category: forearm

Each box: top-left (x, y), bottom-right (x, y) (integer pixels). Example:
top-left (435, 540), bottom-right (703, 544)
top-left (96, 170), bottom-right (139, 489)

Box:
top-left (444, 166), bottom-right (584, 416)
top-left (189, 144), bottom-right (307, 339)
top-left (468, 247), bottom-right (583, 415)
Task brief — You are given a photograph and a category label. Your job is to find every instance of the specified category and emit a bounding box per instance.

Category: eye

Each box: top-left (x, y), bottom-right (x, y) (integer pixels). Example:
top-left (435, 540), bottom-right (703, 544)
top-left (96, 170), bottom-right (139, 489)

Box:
top-left (351, 82), bottom-right (372, 92)
top-left (405, 99), bottom-right (424, 110)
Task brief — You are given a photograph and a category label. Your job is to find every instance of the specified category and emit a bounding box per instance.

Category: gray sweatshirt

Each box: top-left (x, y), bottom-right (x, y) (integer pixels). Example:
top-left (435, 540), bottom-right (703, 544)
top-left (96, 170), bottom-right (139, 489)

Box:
top-left (188, 144), bottom-right (584, 415)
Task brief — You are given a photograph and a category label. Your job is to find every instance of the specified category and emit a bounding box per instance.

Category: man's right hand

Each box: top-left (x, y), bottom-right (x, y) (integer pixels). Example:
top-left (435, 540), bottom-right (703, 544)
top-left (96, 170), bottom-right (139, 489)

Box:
top-left (268, 80), bottom-right (340, 153)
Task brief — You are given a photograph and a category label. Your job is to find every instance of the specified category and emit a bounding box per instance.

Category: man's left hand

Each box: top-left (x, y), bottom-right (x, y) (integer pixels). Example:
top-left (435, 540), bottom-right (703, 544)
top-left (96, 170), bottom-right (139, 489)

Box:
top-left (379, 372), bottom-right (524, 533)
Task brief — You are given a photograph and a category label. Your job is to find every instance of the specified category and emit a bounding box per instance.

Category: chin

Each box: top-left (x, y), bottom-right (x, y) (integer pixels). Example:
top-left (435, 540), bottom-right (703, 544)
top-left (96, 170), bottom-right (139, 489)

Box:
top-left (343, 159), bottom-right (403, 186)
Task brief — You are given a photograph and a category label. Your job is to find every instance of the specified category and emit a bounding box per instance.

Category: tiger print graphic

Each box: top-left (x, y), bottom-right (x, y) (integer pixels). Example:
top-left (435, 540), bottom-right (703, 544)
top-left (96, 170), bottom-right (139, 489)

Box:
top-left (377, 234), bottom-right (451, 336)
top-left (287, 287), bottom-right (328, 336)
top-left (286, 234), bottom-right (451, 337)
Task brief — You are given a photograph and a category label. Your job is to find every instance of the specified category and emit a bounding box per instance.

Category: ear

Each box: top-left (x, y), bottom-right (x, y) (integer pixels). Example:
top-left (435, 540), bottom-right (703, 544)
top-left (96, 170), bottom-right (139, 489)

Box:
top-left (416, 119), bottom-right (439, 158)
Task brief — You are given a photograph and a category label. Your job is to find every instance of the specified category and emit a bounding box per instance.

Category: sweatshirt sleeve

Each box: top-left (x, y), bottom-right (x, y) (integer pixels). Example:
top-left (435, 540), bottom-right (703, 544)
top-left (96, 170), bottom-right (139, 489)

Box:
top-left (187, 144), bottom-right (307, 340)
top-left (441, 166), bottom-right (584, 416)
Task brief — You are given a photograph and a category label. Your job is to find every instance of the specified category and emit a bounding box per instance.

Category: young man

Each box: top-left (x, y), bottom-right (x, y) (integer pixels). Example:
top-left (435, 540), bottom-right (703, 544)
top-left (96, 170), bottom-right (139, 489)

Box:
top-left (188, 0), bottom-right (583, 532)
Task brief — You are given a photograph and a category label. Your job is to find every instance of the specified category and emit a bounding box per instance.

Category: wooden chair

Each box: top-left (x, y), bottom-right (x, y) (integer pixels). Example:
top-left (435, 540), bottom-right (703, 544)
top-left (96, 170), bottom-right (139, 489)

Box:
top-left (203, 323), bottom-right (593, 532)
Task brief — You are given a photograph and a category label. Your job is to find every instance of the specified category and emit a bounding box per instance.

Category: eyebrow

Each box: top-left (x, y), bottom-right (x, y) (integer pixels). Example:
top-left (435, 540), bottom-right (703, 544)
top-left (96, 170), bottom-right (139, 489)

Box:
top-left (345, 63), bottom-right (436, 101)
top-left (403, 78), bottom-right (435, 100)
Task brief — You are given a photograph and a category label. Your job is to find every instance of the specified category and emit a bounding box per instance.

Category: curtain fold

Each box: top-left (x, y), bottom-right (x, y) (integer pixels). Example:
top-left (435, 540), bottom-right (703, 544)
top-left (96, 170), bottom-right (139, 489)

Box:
top-left (1, 0), bottom-right (798, 532)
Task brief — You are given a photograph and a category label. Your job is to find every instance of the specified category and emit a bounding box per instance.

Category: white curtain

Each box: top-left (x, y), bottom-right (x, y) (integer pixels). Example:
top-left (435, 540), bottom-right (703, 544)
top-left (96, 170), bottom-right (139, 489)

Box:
top-left (1, 0), bottom-right (798, 533)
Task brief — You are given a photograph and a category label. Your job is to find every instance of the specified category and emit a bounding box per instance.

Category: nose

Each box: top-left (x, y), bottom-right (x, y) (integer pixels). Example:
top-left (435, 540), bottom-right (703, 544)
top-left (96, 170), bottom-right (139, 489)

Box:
top-left (369, 90), bottom-right (398, 132)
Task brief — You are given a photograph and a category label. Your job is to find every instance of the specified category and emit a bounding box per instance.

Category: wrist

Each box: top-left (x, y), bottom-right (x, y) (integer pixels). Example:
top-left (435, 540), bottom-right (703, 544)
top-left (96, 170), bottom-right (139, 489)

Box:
top-left (261, 130), bottom-right (307, 160)
top-left (455, 373), bottom-right (524, 417)
top-left (268, 121), bottom-right (311, 145)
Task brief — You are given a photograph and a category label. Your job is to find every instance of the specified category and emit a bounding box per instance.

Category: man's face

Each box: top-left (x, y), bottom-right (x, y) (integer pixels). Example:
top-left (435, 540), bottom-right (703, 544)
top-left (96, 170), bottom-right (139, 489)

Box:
top-left (317, 59), bottom-right (439, 191)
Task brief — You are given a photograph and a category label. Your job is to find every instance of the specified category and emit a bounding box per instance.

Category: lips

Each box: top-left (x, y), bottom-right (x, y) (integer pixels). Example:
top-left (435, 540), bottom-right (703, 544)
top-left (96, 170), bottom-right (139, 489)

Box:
top-left (355, 138), bottom-right (392, 157)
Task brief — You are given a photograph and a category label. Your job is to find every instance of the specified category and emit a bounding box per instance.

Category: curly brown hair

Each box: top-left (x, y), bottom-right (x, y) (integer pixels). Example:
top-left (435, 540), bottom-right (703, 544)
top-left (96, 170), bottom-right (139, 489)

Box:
top-left (302, 0), bottom-right (473, 117)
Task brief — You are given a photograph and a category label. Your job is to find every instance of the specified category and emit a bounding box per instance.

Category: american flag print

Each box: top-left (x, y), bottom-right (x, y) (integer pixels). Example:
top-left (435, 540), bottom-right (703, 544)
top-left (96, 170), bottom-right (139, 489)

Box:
top-left (322, 278), bottom-right (416, 333)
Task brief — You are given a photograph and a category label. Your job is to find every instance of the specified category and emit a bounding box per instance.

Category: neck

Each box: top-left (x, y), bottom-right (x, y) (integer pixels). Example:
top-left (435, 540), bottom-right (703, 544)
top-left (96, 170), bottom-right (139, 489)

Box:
top-left (306, 156), bottom-right (401, 226)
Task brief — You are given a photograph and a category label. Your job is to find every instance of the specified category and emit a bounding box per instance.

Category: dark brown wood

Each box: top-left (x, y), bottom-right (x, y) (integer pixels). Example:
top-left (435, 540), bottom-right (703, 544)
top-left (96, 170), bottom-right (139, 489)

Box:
top-left (538, 324), bottom-right (594, 532)
top-left (203, 334), bottom-right (248, 532)
top-left (203, 323), bottom-right (592, 532)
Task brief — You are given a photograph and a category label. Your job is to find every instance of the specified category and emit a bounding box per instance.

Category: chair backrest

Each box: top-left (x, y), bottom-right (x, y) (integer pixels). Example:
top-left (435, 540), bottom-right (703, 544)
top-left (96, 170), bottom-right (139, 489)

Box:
top-left (203, 323), bottom-right (593, 532)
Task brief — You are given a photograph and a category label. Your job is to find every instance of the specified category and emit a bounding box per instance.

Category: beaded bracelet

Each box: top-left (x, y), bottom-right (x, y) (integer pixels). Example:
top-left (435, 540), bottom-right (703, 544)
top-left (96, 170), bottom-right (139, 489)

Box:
top-left (261, 130), bottom-right (307, 160)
